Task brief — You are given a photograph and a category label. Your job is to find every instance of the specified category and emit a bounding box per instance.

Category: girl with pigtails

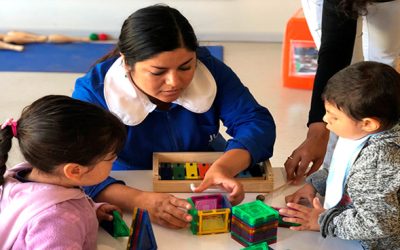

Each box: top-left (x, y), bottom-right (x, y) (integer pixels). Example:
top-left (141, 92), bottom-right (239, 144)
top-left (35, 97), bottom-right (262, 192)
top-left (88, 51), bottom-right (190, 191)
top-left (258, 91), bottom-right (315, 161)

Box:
top-left (0, 95), bottom-right (126, 249)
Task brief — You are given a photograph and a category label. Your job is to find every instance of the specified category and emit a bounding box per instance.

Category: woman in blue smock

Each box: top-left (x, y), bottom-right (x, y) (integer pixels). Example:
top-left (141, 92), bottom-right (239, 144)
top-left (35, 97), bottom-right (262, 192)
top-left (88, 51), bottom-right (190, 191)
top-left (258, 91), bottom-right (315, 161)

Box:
top-left (73, 4), bottom-right (276, 229)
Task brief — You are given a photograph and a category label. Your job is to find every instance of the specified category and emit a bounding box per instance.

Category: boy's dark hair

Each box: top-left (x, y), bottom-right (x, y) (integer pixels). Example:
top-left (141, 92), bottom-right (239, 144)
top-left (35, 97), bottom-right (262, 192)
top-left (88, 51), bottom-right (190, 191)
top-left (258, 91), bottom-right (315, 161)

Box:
top-left (97, 4), bottom-right (198, 66)
top-left (323, 61), bottom-right (400, 130)
top-left (0, 95), bottom-right (126, 185)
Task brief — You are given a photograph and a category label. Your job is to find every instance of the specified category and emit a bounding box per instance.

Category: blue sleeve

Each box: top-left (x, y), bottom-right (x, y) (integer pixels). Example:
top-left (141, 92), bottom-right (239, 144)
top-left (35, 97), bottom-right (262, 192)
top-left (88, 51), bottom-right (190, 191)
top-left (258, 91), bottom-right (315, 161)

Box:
top-left (72, 58), bottom-right (116, 109)
top-left (199, 47), bottom-right (276, 163)
top-left (83, 176), bottom-right (125, 199)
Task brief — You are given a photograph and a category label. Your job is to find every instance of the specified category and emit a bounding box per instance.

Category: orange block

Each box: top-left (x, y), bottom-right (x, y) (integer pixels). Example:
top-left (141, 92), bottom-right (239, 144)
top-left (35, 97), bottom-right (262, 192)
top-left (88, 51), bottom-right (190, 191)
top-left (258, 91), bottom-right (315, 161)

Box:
top-left (282, 8), bottom-right (318, 90)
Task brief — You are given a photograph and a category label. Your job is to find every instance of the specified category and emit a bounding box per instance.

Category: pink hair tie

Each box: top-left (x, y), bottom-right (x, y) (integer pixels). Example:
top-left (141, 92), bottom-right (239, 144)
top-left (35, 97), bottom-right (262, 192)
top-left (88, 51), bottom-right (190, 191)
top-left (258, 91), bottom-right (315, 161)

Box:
top-left (1, 118), bottom-right (18, 137)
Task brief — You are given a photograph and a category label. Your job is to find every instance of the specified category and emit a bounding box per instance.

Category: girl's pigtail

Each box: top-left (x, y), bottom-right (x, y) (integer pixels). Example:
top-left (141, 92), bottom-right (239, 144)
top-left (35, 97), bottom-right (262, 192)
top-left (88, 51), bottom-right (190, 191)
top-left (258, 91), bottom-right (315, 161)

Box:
top-left (0, 127), bottom-right (13, 186)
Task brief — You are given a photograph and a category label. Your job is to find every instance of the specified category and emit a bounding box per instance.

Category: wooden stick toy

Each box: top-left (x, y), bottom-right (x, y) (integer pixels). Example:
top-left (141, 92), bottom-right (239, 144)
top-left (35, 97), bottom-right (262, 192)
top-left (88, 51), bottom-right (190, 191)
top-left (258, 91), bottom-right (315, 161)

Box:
top-left (256, 179), bottom-right (294, 202)
top-left (0, 41), bottom-right (24, 52)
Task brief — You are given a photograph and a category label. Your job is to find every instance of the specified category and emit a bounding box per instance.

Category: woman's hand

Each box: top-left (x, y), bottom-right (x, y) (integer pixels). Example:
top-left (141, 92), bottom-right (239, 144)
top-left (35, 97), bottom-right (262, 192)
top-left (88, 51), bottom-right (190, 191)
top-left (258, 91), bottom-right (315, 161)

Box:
top-left (143, 192), bottom-right (193, 229)
top-left (194, 149), bottom-right (249, 205)
top-left (194, 167), bottom-right (244, 205)
top-left (96, 204), bottom-right (122, 222)
top-left (94, 184), bottom-right (192, 229)
top-left (279, 197), bottom-right (325, 231)
top-left (284, 122), bottom-right (329, 184)
top-left (285, 183), bottom-right (317, 205)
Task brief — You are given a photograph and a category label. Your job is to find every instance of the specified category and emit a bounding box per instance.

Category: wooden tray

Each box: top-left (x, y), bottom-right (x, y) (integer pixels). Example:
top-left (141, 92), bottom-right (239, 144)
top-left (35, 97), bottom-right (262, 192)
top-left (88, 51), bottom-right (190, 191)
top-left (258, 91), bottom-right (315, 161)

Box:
top-left (152, 152), bottom-right (274, 193)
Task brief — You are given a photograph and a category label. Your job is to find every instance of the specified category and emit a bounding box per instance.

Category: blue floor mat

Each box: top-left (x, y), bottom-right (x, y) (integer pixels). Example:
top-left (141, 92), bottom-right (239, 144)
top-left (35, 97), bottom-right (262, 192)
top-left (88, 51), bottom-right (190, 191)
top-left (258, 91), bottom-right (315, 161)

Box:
top-left (0, 43), bottom-right (223, 73)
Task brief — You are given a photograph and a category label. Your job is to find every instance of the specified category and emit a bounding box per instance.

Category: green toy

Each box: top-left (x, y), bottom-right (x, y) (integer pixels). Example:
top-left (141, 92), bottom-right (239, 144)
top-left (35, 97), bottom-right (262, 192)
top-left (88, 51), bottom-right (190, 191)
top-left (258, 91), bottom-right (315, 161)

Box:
top-left (100, 210), bottom-right (130, 237)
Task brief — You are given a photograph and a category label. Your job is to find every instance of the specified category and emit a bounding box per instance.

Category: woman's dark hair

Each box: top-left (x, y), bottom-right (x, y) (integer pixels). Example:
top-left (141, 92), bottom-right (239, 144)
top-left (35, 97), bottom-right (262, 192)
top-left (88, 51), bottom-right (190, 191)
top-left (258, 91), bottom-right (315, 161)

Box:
top-left (323, 61), bottom-right (400, 130)
top-left (97, 4), bottom-right (198, 66)
top-left (0, 95), bottom-right (126, 185)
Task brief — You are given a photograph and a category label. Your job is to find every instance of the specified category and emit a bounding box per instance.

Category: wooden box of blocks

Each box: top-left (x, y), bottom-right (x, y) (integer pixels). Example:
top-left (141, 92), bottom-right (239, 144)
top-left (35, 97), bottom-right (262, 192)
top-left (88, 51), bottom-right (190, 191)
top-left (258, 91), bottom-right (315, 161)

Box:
top-left (187, 194), bottom-right (232, 235)
top-left (152, 152), bottom-right (274, 193)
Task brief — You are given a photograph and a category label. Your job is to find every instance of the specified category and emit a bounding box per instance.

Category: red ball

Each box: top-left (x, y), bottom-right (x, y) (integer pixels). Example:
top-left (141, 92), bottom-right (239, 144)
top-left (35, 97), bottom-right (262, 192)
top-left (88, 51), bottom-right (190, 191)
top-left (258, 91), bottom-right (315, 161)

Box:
top-left (98, 33), bottom-right (108, 41)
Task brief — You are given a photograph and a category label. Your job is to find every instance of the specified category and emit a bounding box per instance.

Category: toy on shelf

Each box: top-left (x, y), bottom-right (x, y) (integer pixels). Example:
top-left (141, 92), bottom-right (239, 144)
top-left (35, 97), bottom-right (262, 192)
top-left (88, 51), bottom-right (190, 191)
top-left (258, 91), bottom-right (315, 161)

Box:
top-left (89, 32), bottom-right (108, 41)
top-left (153, 152), bottom-right (274, 193)
top-left (100, 210), bottom-right (130, 238)
top-left (127, 208), bottom-right (157, 250)
top-left (187, 194), bottom-right (232, 235)
top-left (0, 31), bottom-right (108, 45)
top-left (231, 200), bottom-right (279, 247)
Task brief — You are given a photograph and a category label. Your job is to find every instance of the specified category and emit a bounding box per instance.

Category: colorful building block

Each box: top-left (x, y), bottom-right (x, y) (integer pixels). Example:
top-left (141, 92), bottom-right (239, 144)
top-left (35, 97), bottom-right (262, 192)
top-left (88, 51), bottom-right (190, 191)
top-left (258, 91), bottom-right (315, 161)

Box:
top-left (100, 210), bottom-right (130, 237)
top-left (158, 162), bottom-right (173, 180)
top-left (127, 208), bottom-right (157, 250)
top-left (187, 194), bottom-right (232, 235)
top-left (185, 162), bottom-right (199, 179)
top-left (172, 163), bottom-right (185, 180)
top-left (231, 201), bottom-right (279, 246)
top-left (197, 163), bottom-right (210, 179)
top-left (241, 241), bottom-right (269, 250)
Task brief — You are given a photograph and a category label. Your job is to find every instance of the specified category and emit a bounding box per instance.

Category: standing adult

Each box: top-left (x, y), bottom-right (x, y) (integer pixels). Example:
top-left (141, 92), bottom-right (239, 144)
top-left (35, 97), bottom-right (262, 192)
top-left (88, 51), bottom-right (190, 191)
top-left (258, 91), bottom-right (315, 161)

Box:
top-left (285, 0), bottom-right (400, 182)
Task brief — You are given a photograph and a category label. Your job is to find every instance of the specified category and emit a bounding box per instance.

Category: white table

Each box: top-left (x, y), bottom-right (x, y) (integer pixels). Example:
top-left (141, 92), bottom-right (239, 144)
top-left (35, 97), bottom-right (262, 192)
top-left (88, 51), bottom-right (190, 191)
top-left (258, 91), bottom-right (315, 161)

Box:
top-left (97, 168), bottom-right (363, 250)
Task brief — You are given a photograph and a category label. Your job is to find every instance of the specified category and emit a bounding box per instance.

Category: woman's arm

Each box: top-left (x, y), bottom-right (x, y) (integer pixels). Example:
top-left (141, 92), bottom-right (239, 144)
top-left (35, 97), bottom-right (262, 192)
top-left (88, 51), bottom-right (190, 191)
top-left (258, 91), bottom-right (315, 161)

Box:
top-left (285, 0), bottom-right (357, 182)
top-left (94, 183), bottom-right (193, 229)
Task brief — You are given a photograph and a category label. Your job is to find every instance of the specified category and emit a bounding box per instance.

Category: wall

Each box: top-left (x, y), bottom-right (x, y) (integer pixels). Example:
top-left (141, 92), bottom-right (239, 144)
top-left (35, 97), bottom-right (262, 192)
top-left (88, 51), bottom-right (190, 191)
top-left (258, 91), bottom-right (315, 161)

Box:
top-left (0, 0), bottom-right (301, 42)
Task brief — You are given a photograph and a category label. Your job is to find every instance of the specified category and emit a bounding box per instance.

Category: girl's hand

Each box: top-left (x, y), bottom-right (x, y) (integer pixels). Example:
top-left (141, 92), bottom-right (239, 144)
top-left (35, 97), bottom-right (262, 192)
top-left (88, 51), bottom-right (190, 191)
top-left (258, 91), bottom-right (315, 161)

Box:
top-left (279, 197), bottom-right (325, 231)
top-left (285, 183), bottom-right (317, 205)
top-left (194, 165), bottom-right (244, 205)
top-left (97, 204), bottom-right (122, 222)
top-left (145, 192), bottom-right (193, 229)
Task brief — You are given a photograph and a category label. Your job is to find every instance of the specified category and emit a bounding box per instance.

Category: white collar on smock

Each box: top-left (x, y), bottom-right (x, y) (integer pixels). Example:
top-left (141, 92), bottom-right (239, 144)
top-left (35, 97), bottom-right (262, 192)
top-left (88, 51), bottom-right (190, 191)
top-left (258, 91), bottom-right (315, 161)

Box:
top-left (104, 57), bottom-right (217, 126)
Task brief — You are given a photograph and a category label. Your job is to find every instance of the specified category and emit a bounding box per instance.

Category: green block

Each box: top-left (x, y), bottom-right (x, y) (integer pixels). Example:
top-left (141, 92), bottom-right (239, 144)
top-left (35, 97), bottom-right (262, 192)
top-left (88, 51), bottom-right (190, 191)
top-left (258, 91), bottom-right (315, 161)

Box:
top-left (233, 200), bottom-right (279, 227)
top-left (241, 241), bottom-right (269, 250)
top-left (112, 210), bottom-right (130, 237)
top-left (100, 210), bottom-right (130, 237)
top-left (172, 163), bottom-right (185, 180)
top-left (187, 198), bottom-right (199, 234)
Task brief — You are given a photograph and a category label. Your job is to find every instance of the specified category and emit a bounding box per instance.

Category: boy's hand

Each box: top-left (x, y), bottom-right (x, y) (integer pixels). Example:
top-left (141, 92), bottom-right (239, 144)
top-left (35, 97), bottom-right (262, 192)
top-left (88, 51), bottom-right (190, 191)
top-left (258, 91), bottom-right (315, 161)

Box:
top-left (97, 204), bottom-right (122, 222)
top-left (279, 197), bottom-right (325, 231)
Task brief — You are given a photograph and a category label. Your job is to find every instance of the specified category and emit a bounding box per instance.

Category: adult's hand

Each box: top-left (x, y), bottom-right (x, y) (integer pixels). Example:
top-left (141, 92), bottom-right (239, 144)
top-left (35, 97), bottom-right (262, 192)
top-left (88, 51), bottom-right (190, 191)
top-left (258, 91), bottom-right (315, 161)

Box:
top-left (284, 122), bottom-right (329, 183)
top-left (194, 167), bottom-right (244, 205)
top-left (94, 184), bottom-right (193, 229)
top-left (144, 192), bottom-right (193, 229)
top-left (194, 149), bottom-right (248, 205)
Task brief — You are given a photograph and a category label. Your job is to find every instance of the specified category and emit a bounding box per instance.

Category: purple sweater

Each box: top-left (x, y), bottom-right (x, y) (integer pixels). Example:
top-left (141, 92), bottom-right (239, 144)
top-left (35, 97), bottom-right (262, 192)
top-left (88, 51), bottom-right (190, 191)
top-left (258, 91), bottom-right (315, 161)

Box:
top-left (0, 163), bottom-right (99, 250)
